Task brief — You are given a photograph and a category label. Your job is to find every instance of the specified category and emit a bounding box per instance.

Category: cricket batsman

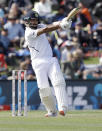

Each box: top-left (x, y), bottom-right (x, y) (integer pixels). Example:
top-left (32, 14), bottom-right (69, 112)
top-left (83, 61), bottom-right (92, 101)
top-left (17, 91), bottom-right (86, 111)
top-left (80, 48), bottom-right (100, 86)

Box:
top-left (23, 8), bottom-right (80, 117)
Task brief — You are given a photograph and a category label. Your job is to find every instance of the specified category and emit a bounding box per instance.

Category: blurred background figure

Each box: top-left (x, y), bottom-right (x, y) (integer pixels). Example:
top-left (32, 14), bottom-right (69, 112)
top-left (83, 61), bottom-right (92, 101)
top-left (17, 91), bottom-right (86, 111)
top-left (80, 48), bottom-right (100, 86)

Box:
top-left (34, 0), bottom-right (58, 23)
top-left (0, 53), bottom-right (7, 72)
top-left (77, 2), bottom-right (93, 27)
top-left (9, 3), bottom-right (23, 19)
top-left (8, 0), bottom-right (32, 10)
top-left (0, 7), bottom-right (6, 31)
top-left (61, 47), bottom-right (85, 79)
top-left (71, 49), bottom-right (85, 79)
top-left (61, 40), bottom-right (75, 63)
top-left (0, 28), bottom-right (10, 54)
top-left (20, 56), bottom-right (36, 80)
top-left (4, 13), bottom-right (24, 47)
top-left (52, 5), bottom-right (66, 22)
top-left (83, 57), bottom-right (102, 79)
top-left (34, 0), bottom-right (52, 16)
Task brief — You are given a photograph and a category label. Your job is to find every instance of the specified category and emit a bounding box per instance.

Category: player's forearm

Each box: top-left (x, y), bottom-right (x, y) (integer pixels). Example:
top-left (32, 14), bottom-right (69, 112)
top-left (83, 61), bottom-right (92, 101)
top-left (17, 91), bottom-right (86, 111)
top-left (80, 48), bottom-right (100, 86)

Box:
top-left (37, 23), bottom-right (60, 36)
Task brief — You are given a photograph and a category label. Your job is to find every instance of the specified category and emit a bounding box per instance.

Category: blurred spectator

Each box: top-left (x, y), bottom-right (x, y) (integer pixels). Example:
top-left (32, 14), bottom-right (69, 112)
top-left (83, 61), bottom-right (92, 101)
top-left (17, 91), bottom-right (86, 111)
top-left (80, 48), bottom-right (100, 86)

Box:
top-left (47, 34), bottom-right (61, 60)
top-left (72, 49), bottom-right (85, 79)
top-left (83, 24), bottom-right (94, 49)
top-left (0, 53), bottom-right (7, 72)
top-left (4, 13), bottom-right (24, 47)
top-left (61, 48), bottom-right (85, 79)
top-left (92, 18), bottom-right (102, 31)
top-left (57, 28), bottom-right (68, 42)
top-left (8, 0), bottom-right (32, 10)
top-left (92, 22), bottom-right (102, 49)
top-left (95, 23), bottom-right (102, 49)
top-left (71, 34), bottom-right (79, 49)
top-left (0, 0), bottom-right (7, 7)
top-left (0, 28), bottom-right (10, 53)
top-left (78, 2), bottom-right (93, 27)
top-left (9, 3), bottom-right (23, 19)
top-left (52, 5), bottom-right (66, 22)
top-left (0, 8), bottom-right (5, 19)
top-left (61, 40), bottom-right (75, 62)
top-left (34, 0), bottom-right (56, 23)
top-left (34, 0), bottom-right (52, 16)
top-left (92, 2), bottom-right (102, 19)
top-left (74, 22), bottom-right (92, 51)
top-left (61, 0), bottom-right (76, 14)
top-left (83, 57), bottom-right (102, 79)
top-left (20, 56), bottom-right (36, 80)
top-left (0, 42), bottom-right (5, 54)
top-left (0, 8), bottom-right (6, 31)
top-left (15, 48), bottom-right (30, 58)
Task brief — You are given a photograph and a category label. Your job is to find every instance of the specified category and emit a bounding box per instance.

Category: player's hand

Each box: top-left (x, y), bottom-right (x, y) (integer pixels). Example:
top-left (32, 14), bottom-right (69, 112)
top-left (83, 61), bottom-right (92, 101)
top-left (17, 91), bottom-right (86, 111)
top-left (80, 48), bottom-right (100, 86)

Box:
top-left (60, 19), bottom-right (72, 30)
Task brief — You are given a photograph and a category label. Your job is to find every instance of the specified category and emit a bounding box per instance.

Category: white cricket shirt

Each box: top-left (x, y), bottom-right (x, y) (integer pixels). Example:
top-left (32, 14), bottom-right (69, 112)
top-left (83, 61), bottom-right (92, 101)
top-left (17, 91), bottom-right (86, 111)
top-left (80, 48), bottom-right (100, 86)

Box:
top-left (24, 24), bottom-right (53, 61)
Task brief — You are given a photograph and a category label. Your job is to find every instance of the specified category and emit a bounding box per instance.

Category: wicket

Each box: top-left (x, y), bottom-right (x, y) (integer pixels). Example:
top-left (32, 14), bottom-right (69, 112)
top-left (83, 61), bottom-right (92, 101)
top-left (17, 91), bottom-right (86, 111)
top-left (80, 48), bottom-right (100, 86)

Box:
top-left (12, 70), bottom-right (27, 117)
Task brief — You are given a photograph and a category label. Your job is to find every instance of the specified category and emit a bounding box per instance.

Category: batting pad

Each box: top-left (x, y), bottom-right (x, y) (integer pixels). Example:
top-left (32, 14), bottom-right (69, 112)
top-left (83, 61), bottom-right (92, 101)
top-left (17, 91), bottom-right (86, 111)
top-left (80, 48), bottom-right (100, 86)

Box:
top-left (54, 81), bottom-right (68, 111)
top-left (39, 88), bottom-right (57, 113)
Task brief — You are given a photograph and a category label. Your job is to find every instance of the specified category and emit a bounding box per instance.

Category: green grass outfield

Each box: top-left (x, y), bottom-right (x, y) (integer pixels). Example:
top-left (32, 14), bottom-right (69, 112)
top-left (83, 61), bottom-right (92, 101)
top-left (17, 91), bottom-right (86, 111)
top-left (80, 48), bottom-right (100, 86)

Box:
top-left (0, 110), bottom-right (102, 131)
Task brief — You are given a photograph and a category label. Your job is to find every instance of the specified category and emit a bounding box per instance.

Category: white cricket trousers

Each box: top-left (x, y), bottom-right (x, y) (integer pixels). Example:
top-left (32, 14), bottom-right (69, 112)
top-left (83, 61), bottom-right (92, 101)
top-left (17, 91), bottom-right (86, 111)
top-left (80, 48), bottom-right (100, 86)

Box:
top-left (32, 57), bottom-right (68, 110)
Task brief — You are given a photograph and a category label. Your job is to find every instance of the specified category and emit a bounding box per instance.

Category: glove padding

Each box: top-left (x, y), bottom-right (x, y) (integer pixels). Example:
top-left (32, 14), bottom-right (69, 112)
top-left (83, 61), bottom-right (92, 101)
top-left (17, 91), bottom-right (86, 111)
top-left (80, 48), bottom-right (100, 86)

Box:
top-left (60, 18), bottom-right (72, 30)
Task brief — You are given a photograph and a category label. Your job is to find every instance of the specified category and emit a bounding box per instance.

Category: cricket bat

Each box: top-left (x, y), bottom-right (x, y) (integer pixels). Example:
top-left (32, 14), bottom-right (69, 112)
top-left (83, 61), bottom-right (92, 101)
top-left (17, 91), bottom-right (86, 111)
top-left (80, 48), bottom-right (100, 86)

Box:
top-left (66, 7), bottom-right (81, 21)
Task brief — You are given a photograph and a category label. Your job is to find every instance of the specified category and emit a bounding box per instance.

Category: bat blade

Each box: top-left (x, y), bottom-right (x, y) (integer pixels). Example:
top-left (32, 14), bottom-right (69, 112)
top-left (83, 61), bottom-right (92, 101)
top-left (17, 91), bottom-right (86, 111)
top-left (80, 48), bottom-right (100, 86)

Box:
top-left (66, 7), bottom-right (81, 21)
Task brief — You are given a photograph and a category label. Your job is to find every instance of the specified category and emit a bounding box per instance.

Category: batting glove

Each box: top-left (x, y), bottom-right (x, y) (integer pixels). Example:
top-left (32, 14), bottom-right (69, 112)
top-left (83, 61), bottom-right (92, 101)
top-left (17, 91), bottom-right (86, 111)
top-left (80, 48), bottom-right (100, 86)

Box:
top-left (60, 18), bottom-right (72, 30)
